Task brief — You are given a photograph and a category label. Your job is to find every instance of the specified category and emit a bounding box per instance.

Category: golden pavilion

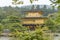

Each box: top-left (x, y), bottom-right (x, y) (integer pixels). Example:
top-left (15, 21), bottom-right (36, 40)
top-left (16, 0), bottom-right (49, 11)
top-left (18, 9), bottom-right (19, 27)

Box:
top-left (20, 5), bottom-right (57, 30)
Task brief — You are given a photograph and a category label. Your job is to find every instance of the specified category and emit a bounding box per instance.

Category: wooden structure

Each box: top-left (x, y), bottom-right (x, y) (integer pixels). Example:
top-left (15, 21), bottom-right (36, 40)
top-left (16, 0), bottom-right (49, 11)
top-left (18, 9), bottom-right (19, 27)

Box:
top-left (20, 5), bottom-right (57, 30)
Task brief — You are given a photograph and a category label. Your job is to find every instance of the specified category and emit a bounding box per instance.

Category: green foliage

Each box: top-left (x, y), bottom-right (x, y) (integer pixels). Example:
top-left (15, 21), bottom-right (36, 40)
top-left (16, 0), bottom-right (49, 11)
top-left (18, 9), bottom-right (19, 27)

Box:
top-left (0, 24), bottom-right (4, 34)
top-left (50, 0), bottom-right (60, 8)
top-left (0, 6), bottom-right (52, 40)
top-left (1, 15), bottom-right (27, 32)
top-left (12, 0), bottom-right (18, 2)
top-left (45, 18), bottom-right (56, 32)
top-left (30, 0), bottom-right (38, 3)
top-left (7, 16), bottom-right (21, 23)
top-left (45, 11), bottom-right (60, 32)
top-left (0, 24), bottom-right (4, 31)
top-left (50, 0), bottom-right (60, 3)
top-left (9, 23), bottom-right (27, 32)
top-left (12, 0), bottom-right (23, 5)
top-left (12, 28), bottom-right (50, 40)
top-left (0, 7), bottom-right (27, 32)
top-left (12, 0), bottom-right (38, 4)
top-left (30, 0), bottom-right (34, 3)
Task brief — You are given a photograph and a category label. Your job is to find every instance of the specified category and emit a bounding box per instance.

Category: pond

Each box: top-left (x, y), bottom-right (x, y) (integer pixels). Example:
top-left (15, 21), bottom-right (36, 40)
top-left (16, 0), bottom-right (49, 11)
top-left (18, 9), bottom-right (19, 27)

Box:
top-left (0, 34), bottom-right (60, 40)
top-left (0, 37), bottom-right (16, 40)
top-left (54, 36), bottom-right (60, 40)
top-left (0, 36), bottom-right (60, 40)
top-left (53, 33), bottom-right (60, 40)
top-left (0, 37), bottom-right (10, 40)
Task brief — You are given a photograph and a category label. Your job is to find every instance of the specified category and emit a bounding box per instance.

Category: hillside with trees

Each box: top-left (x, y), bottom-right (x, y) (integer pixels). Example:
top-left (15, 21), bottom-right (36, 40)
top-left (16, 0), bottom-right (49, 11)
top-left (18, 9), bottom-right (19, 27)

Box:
top-left (0, 4), bottom-right (59, 40)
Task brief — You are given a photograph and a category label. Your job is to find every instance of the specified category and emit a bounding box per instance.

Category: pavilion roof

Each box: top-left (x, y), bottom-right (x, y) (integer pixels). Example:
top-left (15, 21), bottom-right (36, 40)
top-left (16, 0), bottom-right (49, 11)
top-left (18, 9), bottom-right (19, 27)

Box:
top-left (20, 5), bottom-right (57, 17)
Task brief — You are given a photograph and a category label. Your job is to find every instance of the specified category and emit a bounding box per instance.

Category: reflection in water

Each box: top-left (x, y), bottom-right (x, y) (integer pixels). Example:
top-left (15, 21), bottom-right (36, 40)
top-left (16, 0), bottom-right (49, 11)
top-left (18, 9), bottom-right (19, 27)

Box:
top-left (53, 33), bottom-right (60, 40)
top-left (54, 36), bottom-right (60, 40)
top-left (0, 37), bottom-right (10, 40)
top-left (0, 37), bottom-right (16, 40)
top-left (0, 36), bottom-right (60, 40)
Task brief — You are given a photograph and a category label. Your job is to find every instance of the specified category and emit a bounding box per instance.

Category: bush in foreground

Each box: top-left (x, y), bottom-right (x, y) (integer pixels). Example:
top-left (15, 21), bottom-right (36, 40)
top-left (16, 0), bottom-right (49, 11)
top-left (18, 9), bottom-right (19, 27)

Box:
top-left (11, 27), bottom-right (51, 40)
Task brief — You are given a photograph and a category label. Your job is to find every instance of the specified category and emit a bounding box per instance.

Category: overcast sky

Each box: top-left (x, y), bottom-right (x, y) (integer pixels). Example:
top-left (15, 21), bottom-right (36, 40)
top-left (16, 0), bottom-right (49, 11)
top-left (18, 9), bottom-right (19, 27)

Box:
top-left (0, 0), bottom-right (52, 7)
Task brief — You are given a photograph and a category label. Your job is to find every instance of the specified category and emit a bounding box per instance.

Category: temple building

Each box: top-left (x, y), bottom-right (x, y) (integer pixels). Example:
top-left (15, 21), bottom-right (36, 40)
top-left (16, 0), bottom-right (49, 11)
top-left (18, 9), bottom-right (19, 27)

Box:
top-left (20, 5), bottom-right (57, 30)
